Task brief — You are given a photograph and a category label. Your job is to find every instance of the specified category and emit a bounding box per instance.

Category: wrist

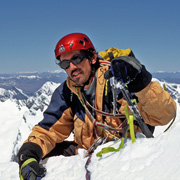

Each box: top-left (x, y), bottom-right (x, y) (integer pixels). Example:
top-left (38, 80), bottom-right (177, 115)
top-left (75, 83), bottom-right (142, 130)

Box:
top-left (20, 158), bottom-right (37, 170)
top-left (127, 65), bottom-right (152, 93)
top-left (17, 142), bottom-right (43, 167)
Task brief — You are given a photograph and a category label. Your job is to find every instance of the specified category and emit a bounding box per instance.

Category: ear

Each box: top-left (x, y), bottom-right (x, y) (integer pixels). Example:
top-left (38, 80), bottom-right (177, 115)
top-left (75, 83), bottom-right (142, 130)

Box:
top-left (91, 51), bottom-right (97, 65)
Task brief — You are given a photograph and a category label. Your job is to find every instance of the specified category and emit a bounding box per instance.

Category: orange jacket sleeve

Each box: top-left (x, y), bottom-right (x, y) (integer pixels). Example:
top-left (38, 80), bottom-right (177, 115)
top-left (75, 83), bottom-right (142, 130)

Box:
top-left (135, 81), bottom-right (176, 126)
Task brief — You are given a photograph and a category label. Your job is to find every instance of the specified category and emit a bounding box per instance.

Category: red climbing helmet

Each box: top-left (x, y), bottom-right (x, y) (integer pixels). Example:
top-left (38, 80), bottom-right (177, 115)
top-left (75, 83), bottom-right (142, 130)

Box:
top-left (55, 33), bottom-right (95, 59)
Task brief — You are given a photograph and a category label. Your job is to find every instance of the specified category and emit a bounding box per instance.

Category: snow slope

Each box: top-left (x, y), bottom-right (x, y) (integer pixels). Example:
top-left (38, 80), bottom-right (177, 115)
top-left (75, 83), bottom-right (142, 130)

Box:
top-left (0, 81), bottom-right (180, 180)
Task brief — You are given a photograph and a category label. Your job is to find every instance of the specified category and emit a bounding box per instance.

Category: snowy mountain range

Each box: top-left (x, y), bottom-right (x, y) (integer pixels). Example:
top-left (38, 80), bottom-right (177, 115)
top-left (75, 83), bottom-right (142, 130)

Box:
top-left (1, 71), bottom-right (180, 99)
top-left (152, 71), bottom-right (180, 84)
top-left (1, 71), bottom-right (180, 106)
top-left (0, 70), bottom-right (67, 99)
top-left (0, 71), bottom-right (180, 179)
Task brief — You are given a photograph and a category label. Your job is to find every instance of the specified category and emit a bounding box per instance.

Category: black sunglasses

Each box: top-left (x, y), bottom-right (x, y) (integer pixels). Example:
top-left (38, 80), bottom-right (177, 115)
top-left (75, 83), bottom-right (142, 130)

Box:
top-left (59, 54), bottom-right (86, 69)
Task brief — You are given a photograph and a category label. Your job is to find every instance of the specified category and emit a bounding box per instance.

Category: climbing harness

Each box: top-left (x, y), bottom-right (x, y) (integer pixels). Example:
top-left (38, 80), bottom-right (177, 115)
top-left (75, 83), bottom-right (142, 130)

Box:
top-left (76, 78), bottom-right (138, 180)
top-left (76, 87), bottom-right (126, 132)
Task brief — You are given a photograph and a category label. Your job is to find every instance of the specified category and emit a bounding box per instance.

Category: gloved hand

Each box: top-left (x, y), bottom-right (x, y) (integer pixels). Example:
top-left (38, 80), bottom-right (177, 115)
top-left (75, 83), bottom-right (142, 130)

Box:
top-left (110, 56), bottom-right (142, 83)
top-left (105, 56), bottom-right (152, 92)
top-left (20, 158), bottom-right (46, 180)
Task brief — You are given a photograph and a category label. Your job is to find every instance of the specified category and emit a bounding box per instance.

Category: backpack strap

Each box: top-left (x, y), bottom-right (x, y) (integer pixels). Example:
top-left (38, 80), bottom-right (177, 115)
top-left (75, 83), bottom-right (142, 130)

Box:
top-left (108, 52), bottom-right (114, 60)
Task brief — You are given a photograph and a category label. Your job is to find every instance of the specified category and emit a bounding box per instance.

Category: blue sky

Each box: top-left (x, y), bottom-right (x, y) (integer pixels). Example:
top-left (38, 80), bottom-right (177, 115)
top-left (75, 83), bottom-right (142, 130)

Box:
top-left (0, 0), bottom-right (179, 73)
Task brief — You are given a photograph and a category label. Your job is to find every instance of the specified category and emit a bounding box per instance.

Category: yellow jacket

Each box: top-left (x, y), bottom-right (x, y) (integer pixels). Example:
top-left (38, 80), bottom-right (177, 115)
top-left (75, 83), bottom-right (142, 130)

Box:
top-left (25, 65), bottom-right (176, 157)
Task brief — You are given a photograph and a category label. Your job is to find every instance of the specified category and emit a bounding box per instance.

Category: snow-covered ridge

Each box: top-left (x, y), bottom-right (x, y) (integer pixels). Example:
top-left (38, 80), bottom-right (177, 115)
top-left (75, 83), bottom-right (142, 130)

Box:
top-left (16, 75), bottom-right (40, 79)
top-left (26, 81), bottom-right (60, 112)
top-left (0, 80), bottom-right (60, 164)
top-left (0, 86), bottom-right (28, 102)
top-left (0, 75), bottom-right (40, 80)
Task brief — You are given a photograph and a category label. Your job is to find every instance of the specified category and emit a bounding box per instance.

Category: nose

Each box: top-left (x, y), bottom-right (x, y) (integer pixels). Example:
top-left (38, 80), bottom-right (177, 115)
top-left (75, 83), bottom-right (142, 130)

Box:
top-left (69, 62), bottom-right (77, 69)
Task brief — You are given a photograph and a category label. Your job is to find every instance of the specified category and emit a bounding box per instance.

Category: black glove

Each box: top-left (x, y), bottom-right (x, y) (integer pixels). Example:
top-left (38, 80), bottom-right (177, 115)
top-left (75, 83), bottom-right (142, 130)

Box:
top-left (20, 158), bottom-right (46, 180)
top-left (111, 56), bottom-right (142, 83)
top-left (106, 56), bottom-right (152, 92)
top-left (17, 142), bottom-right (45, 180)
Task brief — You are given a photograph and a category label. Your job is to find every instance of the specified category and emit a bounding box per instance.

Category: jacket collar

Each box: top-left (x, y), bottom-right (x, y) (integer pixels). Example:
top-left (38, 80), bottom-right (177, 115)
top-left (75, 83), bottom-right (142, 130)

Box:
top-left (66, 65), bottom-right (109, 111)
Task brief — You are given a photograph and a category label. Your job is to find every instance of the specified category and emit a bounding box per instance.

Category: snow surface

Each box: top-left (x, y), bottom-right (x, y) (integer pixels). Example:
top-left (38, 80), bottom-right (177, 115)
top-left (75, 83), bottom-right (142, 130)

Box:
top-left (0, 82), bottom-right (180, 180)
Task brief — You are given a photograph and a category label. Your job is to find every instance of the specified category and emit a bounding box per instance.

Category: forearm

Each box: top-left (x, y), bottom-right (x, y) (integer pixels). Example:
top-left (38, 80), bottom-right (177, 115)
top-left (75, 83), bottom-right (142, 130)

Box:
top-left (135, 81), bottom-right (176, 126)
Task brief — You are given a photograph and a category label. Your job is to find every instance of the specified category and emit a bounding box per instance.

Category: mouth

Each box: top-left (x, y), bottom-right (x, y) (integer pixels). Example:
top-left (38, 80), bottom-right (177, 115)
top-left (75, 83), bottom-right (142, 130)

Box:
top-left (71, 69), bottom-right (82, 78)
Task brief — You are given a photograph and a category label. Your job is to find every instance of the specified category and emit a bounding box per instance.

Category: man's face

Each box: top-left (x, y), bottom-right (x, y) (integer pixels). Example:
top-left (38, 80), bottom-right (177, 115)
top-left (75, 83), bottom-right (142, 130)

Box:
top-left (60, 50), bottom-right (95, 86)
